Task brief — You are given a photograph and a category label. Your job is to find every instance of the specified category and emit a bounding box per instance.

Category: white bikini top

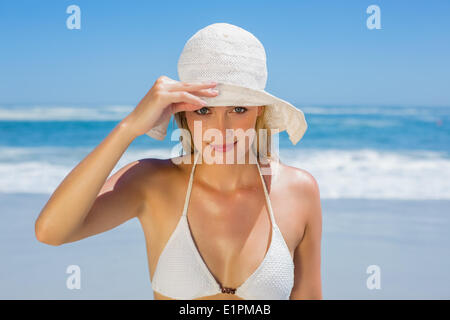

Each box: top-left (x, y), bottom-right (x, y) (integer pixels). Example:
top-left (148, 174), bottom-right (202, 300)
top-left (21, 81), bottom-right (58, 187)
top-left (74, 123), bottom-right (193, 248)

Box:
top-left (151, 151), bottom-right (295, 300)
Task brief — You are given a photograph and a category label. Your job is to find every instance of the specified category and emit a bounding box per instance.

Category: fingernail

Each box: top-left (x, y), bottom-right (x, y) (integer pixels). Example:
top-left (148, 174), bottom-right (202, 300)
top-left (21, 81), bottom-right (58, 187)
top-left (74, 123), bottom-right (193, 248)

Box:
top-left (210, 88), bottom-right (219, 93)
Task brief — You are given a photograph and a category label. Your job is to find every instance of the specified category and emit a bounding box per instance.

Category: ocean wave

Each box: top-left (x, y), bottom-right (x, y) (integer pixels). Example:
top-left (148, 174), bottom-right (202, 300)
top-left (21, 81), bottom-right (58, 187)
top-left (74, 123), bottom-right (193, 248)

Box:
top-left (0, 146), bottom-right (449, 200)
top-left (0, 105), bottom-right (449, 121)
top-left (301, 105), bottom-right (450, 117)
top-left (0, 105), bottom-right (133, 121)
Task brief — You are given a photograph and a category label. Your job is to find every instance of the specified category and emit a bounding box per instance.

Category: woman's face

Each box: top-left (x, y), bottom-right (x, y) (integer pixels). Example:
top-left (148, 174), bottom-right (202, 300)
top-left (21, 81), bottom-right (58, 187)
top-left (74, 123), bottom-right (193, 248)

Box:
top-left (185, 105), bottom-right (263, 161)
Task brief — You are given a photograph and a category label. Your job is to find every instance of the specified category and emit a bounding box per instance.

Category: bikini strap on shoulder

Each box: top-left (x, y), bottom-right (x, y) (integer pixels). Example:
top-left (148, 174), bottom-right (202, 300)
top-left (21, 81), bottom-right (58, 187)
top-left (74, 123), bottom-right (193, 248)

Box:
top-left (255, 158), bottom-right (276, 226)
top-left (181, 151), bottom-right (200, 216)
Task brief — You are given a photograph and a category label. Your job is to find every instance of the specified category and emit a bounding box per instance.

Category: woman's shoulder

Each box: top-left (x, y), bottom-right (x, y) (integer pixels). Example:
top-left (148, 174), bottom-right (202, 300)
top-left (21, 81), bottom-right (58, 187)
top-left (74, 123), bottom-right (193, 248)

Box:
top-left (139, 153), bottom-right (196, 172)
top-left (133, 153), bottom-right (194, 192)
top-left (275, 159), bottom-right (319, 192)
top-left (272, 158), bottom-right (321, 214)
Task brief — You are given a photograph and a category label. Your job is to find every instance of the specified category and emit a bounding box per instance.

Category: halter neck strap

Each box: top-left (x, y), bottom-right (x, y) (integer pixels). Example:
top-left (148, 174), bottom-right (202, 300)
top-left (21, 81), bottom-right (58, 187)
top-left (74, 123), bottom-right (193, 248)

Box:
top-left (181, 151), bottom-right (276, 226)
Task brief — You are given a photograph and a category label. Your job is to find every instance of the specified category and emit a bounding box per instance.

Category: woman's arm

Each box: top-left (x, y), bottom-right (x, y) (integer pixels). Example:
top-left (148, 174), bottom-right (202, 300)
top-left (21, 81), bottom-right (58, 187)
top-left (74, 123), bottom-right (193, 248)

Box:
top-left (290, 173), bottom-right (323, 299)
top-left (34, 76), bottom-right (218, 246)
top-left (34, 119), bottom-right (139, 246)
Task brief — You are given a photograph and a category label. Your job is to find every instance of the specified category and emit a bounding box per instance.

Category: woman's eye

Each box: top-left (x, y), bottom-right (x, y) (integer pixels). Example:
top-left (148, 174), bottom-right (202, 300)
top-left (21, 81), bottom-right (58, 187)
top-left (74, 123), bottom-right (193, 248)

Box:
top-left (233, 106), bottom-right (247, 113)
top-left (195, 107), bottom-right (210, 115)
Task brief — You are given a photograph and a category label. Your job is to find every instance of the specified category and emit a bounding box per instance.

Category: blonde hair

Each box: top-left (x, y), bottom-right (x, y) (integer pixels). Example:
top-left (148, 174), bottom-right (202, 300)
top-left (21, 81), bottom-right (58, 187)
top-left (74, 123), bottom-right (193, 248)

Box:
top-left (174, 105), bottom-right (273, 160)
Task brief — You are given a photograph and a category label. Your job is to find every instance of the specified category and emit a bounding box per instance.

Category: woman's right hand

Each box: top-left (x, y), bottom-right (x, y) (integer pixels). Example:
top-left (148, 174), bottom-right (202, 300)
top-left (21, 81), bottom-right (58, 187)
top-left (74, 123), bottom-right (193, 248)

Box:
top-left (124, 75), bottom-right (219, 138)
top-left (35, 76), bottom-right (219, 246)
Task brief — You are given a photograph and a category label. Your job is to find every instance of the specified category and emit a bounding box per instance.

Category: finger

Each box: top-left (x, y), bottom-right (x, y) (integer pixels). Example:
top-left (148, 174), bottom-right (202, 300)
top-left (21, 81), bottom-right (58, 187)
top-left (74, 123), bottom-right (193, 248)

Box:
top-left (190, 87), bottom-right (219, 97)
top-left (167, 81), bottom-right (217, 92)
top-left (169, 91), bottom-right (208, 108)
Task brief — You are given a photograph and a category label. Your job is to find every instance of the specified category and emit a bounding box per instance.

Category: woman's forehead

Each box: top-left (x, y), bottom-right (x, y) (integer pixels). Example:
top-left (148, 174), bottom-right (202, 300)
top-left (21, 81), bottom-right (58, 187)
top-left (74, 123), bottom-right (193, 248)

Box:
top-left (203, 105), bottom-right (261, 108)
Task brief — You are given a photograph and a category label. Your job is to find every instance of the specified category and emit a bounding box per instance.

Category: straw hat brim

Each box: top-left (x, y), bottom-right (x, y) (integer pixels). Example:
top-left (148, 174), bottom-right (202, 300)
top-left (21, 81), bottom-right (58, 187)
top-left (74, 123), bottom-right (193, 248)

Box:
top-left (145, 82), bottom-right (308, 146)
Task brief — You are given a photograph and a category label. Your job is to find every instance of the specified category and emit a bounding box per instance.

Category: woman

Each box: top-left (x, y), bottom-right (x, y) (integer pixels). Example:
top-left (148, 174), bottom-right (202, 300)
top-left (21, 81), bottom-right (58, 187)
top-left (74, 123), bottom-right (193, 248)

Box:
top-left (35, 23), bottom-right (322, 300)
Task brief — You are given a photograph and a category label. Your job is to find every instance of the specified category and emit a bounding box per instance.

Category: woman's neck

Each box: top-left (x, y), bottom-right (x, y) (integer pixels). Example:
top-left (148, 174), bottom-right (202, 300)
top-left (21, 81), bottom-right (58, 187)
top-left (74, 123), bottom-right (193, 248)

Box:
top-left (192, 150), bottom-right (264, 193)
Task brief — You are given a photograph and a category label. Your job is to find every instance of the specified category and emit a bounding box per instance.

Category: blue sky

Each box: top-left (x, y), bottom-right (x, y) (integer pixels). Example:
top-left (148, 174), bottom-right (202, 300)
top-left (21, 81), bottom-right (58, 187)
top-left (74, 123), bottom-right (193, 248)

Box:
top-left (0, 0), bottom-right (449, 107)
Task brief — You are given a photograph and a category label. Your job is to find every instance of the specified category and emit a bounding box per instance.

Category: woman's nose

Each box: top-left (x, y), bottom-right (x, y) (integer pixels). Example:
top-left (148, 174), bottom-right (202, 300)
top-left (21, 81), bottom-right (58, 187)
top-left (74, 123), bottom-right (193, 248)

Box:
top-left (213, 111), bottom-right (230, 127)
top-left (214, 120), bottom-right (235, 141)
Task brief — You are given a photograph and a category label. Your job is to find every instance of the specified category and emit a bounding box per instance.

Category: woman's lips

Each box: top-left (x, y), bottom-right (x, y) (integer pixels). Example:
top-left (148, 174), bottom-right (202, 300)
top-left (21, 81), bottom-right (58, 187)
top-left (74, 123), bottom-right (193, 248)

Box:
top-left (210, 140), bottom-right (237, 152)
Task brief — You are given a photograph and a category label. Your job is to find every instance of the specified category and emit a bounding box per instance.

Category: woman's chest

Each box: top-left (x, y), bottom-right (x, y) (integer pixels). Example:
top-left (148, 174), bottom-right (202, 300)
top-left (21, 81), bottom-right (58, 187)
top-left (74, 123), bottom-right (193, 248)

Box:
top-left (138, 183), bottom-right (306, 288)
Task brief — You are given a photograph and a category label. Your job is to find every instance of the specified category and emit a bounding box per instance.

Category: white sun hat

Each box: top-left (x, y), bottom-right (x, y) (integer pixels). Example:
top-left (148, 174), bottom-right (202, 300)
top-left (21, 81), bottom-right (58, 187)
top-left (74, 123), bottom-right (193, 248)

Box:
top-left (146, 22), bottom-right (308, 146)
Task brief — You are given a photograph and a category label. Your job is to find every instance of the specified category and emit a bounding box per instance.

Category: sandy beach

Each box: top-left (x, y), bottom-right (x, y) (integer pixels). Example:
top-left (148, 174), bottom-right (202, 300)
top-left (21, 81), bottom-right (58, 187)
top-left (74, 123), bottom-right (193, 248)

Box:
top-left (1, 192), bottom-right (448, 299)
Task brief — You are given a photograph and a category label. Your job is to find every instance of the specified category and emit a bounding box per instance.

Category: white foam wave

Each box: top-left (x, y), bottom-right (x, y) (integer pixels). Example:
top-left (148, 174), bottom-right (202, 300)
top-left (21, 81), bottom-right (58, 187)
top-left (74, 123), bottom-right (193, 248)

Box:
top-left (0, 105), bottom-right (448, 121)
top-left (0, 105), bottom-right (133, 121)
top-left (0, 146), bottom-right (449, 199)
top-left (279, 148), bottom-right (450, 200)
top-left (301, 105), bottom-right (449, 117)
